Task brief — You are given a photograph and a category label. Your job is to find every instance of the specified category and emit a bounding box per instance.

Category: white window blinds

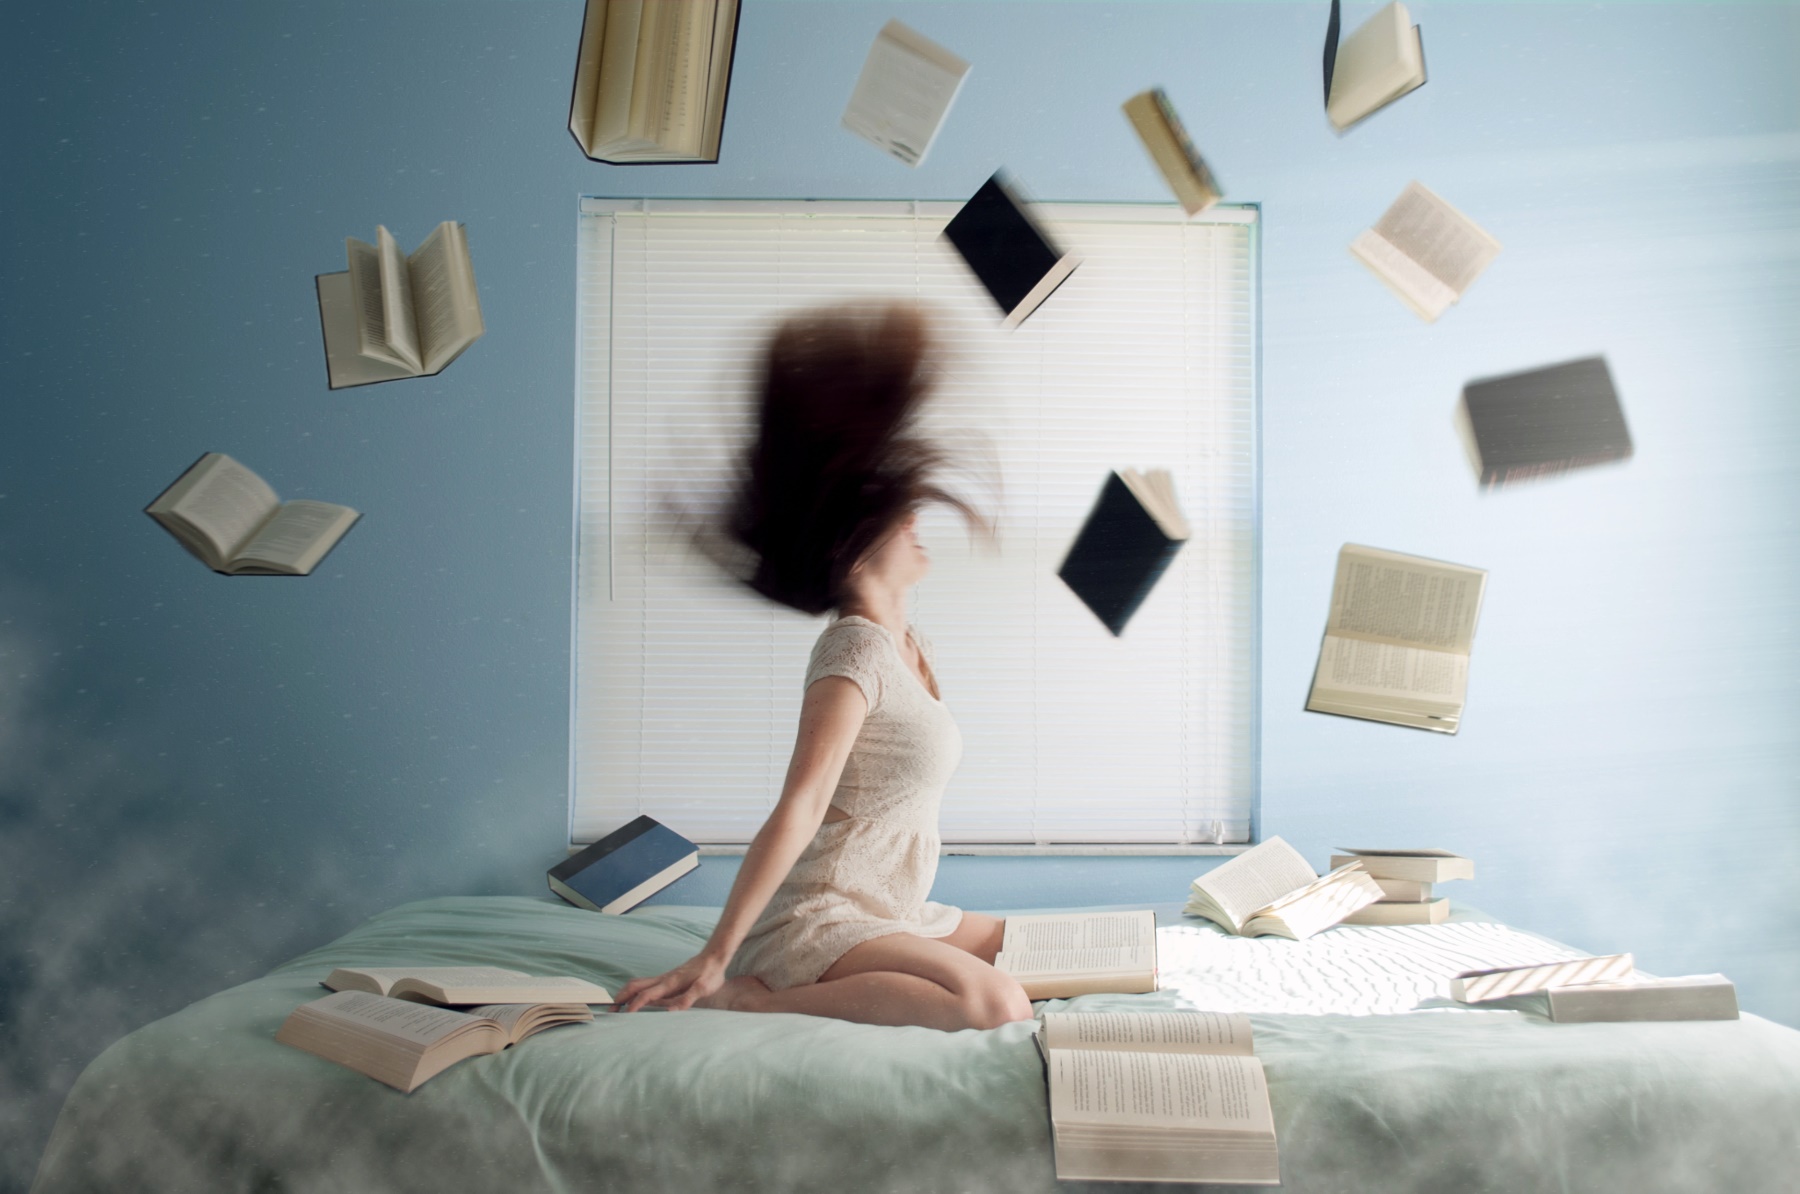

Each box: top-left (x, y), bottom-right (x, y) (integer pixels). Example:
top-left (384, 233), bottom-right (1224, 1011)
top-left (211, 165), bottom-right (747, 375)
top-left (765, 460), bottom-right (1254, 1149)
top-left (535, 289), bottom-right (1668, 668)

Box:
top-left (573, 199), bottom-right (1258, 846)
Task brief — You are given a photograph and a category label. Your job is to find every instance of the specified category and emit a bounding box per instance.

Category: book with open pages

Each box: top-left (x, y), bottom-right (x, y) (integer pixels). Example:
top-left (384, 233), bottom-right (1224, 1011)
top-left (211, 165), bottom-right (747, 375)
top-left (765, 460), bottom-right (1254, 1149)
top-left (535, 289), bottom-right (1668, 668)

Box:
top-left (1185, 836), bottom-right (1381, 939)
top-left (146, 453), bottom-right (360, 577)
top-left (1038, 1011), bottom-right (1278, 1185)
top-left (316, 222), bottom-right (484, 389)
top-left (994, 910), bottom-right (1157, 1000)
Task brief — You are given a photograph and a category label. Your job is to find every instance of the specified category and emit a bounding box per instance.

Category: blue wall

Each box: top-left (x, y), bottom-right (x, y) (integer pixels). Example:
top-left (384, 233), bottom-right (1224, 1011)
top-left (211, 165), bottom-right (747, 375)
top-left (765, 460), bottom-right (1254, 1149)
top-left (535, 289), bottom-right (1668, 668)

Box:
top-left (3, 1), bottom-right (1796, 1186)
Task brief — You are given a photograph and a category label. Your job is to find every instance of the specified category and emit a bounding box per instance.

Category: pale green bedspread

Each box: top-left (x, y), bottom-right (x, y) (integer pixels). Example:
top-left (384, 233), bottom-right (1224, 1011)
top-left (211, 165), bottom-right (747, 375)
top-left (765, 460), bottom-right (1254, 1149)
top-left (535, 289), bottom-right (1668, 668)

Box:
top-left (32, 896), bottom-right (1800, 1193)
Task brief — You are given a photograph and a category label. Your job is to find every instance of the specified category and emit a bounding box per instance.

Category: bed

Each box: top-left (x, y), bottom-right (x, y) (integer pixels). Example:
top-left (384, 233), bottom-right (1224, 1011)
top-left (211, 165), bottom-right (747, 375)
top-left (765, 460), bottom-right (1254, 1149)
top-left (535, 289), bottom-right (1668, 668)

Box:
top-left (31, 896), bottom-right (1800, 1193)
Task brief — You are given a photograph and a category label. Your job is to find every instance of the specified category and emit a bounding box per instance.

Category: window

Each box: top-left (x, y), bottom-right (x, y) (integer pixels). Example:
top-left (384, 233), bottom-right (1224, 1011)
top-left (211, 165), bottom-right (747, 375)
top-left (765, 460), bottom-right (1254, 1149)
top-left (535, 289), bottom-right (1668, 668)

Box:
top-left (573, 198), bottom-right (1259, 846)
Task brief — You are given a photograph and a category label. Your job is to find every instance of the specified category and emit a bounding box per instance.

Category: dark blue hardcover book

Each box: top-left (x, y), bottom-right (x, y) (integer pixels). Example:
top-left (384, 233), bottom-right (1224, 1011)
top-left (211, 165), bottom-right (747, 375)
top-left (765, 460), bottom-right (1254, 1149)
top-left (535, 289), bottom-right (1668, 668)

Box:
top-left (1057, 470), bottom-right (1189, 637)
top-left (548, 816), bottom-right (699, 914)
top-left (942, 172), bottom-right (1082, 329)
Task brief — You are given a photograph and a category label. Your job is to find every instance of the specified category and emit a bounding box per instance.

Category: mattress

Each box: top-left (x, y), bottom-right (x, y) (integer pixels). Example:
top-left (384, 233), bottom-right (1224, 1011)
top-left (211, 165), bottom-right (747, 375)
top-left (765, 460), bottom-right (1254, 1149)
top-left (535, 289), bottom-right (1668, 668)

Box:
top-left (31, 896), bottom-right (1800, 1193)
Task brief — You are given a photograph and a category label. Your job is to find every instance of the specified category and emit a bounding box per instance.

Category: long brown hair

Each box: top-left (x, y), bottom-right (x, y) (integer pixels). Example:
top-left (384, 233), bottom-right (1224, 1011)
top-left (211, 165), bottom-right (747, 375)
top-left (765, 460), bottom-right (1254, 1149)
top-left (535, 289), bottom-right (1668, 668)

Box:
top-left (729, 301), bottom-right (986, 615)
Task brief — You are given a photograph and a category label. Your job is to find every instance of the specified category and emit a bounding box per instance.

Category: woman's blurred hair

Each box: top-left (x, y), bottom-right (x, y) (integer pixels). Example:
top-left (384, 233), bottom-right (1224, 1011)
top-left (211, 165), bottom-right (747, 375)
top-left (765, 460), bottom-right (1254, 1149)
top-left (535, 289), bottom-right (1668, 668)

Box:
top-left (729, 301), bottom-right (987, 615)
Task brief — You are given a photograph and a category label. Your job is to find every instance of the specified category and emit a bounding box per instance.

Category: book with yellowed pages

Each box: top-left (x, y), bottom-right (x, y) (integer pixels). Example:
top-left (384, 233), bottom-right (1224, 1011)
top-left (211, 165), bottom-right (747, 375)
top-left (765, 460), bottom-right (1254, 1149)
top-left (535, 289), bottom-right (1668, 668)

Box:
top-left (1450, 954), bottom-right (1635, 1003)
top-left (316, 222), bottom-right (484, 389)
top-left (1122, 88), bottom-right (1222, 215)
top-left (1039, 1010), bottom-right (1279, 1185)
top-left (323, 965), bottom-right (615, 1006)
top-left (1351, 182), bottom-right (1500, 323)
top-left (567, 0), bottom-right (741, 164)
top-left (994, 910), bottom-right (1157, 1000)
top-left (1185, 836), bottom-right (1382, 940)
top-left (146, 453), bottom-right (360, 577)
top-left (1306, 545), bottom-right (1488, 733)
top-left (276, 991), bottom-right (594, 1092)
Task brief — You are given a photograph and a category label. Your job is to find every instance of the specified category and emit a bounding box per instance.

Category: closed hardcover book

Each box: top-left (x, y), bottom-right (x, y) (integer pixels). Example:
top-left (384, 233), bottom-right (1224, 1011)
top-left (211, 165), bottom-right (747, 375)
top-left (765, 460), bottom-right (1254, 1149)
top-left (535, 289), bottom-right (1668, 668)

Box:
top-left (1458, 356), bottom-right (1632, 488)
top-left (549, 816), bottom-right (699, 914)
top-left (942, 172), bottom-right (1081, 328)
top-left (1057, 470), bottom-right (1189, 636)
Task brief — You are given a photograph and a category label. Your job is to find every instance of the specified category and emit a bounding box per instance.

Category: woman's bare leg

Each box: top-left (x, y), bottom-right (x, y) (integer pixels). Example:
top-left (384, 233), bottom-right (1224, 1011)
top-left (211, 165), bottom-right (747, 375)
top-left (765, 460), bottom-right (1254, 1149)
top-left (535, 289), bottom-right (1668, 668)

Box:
top-left (695, 931), bottom-right (1033, 1031)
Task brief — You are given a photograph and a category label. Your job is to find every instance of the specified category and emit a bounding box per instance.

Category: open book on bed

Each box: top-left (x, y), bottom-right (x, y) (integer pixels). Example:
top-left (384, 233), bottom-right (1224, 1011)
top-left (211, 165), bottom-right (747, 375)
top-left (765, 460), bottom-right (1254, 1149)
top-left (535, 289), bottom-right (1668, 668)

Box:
top-left (1185, 836), bottom-right (1382, 939)
top-left (1039, 1010), bottom-right (1279, 1185)
top-left (994, 910), bottom-right (1157, 999)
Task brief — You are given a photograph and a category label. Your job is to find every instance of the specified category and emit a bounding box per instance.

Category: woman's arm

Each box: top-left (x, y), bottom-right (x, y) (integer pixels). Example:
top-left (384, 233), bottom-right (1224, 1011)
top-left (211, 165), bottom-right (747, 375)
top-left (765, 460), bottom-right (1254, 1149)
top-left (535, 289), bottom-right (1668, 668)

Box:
top-left (615, 675), bottom-right (867, 1011)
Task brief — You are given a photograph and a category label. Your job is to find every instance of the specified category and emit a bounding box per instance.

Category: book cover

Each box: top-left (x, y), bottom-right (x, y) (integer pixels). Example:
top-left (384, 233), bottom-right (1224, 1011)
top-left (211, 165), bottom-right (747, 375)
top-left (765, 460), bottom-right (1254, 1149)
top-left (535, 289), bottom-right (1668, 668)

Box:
top-left (941, 172), bottom-right (1081, 328)
top-left (1460, 356), bottom-right (1632, 488)
top-left (1057, 471), bottom-right (1187, 637)
top-left (549, 815), bottom-right (699, 914)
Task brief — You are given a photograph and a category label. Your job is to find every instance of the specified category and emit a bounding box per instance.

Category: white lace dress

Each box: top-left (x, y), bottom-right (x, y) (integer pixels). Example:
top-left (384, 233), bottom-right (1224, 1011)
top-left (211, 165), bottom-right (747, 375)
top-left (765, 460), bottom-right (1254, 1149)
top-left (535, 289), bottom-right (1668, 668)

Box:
top-left (726, 615), bottom-right (965, 991)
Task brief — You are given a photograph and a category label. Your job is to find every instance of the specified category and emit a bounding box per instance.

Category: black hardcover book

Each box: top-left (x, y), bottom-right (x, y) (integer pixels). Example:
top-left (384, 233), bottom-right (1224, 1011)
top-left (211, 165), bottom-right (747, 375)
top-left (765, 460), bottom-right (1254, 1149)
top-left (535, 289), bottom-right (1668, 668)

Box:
top-left (1057, 470), bottom-right (1190, 636)
top-left (1459, 356), bottom-right (1632, 488)
top-left (549, 816), bottom-right (699, 914)
top-left (942, 172), bottom-right (1082, 328)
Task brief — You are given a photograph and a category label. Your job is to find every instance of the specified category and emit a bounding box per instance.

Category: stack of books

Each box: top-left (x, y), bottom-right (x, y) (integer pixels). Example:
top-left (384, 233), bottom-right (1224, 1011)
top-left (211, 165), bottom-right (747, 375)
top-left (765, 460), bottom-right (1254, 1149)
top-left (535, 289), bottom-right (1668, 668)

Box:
top-left (1330, 847), bottom-right (1472, 925)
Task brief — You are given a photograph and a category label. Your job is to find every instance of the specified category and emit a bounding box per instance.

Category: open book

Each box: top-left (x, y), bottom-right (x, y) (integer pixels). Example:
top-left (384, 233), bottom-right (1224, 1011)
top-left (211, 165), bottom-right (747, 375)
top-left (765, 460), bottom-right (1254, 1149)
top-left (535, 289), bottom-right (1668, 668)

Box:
top-left (324, 965), bottom-right (615, 1006)
top-left (841, 19), bottom-right (969, 168)
top-left (1306, 544), bottom-right (1488, 733)
top-left (1184, 836), bottom-right (1381, 939)
top-left (146, 453), bottom-right (359, 577)
top-left (1324, 0), bottom-right (1426, 131)
top-left (1122, 88), bottom-right (1222, 215)
top-left (994, 910), bottom-right (1157, 1000)
top-left (1350, 182), bottom-right (1500, 322)
top-left (1040, 1011), bottom-right (1278, 1185)
top-left (316, 222), bottom-right (484, 389)
top-left (276, 990), bottom-right (593, 1093)
top-left (1057, 469), bottom-right (1190, 637)
top-left (568, 0), bottom-right (740, 164)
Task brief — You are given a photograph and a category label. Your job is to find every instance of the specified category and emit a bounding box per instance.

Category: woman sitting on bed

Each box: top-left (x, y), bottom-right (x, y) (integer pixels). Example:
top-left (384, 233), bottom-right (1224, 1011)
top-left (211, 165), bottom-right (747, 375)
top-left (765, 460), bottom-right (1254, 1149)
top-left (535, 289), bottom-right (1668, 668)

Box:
top-left (616, 302), bottom-right (1033, 1032)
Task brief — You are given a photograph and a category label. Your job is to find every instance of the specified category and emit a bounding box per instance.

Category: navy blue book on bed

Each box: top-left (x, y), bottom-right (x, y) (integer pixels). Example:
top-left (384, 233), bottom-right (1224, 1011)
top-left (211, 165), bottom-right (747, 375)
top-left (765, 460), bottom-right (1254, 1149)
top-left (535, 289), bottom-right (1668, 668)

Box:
top-left (1057, 470), bottom-right (1189, 637)
top-left (941, 172), bottom-right (1082, 329)
top-left (548, 816), bottom-right (700, 914)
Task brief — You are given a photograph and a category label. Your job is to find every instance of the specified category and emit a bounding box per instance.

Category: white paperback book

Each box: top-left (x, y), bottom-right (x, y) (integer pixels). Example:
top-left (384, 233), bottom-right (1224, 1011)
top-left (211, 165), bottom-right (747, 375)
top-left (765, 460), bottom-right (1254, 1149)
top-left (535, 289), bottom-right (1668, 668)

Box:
top-left (146, 453), bottom-right (360, 577)
top-left (840, 19), bottom-right (970, 167)
top-left (1350, 182), bottom-right (1501, 322)
top-left (1184, 836), bottom-right (1383, 940)
top-left (316, 221), bottom-right (484, 389)
top-left (1325, 0), bottom-right (1427, 131)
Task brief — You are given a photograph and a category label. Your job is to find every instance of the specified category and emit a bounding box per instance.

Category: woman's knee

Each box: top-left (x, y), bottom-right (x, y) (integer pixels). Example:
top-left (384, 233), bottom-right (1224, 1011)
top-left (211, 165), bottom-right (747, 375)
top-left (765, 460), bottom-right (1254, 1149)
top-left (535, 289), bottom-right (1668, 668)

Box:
top-left (959, 970), bottom-right (1034, 1030)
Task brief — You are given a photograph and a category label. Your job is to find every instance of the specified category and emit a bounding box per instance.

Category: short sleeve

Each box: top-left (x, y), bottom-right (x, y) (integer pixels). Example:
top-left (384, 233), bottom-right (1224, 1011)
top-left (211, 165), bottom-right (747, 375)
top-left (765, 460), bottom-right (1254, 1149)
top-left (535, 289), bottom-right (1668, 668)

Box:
top-left (806, 620), bottom-right (887, 714)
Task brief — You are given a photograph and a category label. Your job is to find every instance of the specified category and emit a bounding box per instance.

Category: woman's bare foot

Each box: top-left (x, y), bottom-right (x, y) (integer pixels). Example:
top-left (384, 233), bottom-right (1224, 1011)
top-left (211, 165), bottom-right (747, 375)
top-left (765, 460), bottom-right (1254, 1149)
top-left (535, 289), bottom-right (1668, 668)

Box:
top-left (693, 975), bottom-right (770, 1012)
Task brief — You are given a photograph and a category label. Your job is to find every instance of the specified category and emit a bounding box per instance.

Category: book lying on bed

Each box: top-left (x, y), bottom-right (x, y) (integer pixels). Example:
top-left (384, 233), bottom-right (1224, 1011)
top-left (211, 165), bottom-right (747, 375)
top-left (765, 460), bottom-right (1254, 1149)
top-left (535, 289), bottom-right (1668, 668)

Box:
top-left (994, 910), bottom-right (1157, 999)
top-left (1040, 1010), bottom-right (1279, 1185)
top-left (317, 221), bottom-right (484, 389)
top-left (1324, 0), bottom-right (1426, 132)
top-left (567, 0), bottom-right (741, 163)
top-left (1306, 545), bottom-right (1487, 733)
top-left (1350, 182), bottom-right (1500, 323)
top-left (1450, 954), bottom-right (1634, 1003)
top-left (1330, 848), bottom-right (1473, 884)
top-left (1057, 469), bottom-right (1189, 636)
top-left (324, 965), bottom-right (614, 1006)
top-left (277, 990), bottom-right (594, 1093)
top-left (841, 19), bottom-right (969, 167)
top-left (942, 172), bottom-right (1082, 329)
top-left (550, 814), bottom-right (700, 913)
top-left (1545, 974), bottom-right (1739, 1023)
top-left (1185, 835), bottom-right (1382, 939)
top-left (147, 453), bottom-right (361, 576)
top-left (1341, 897), bottom-right (1448, 925)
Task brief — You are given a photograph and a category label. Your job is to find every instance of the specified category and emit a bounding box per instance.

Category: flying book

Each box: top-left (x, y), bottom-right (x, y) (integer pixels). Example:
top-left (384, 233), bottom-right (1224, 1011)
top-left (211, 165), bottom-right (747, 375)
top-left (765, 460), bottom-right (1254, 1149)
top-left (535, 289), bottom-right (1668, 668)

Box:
top-left (1057, 469), bottom-right (1189, 636)
top-left (1449, 954), bottom-right (1635, 1003)
top-left (1122, 88), bottom-right (1222, 215)
top-left (1545, 975), bottom-right (1739, 1023)
top-left (1306, 545), bottom-right (1487, 734)
top-left (941, 172), bottom-right (1082, 328)
top-left (1184, 836), bottom-right (1382, 940)
top-left (146, 453), bottom-right (360, 577)
top-left (316, 222), bottom-right (484, 389)
top-left (1039, 1011), bottom-right (1278, 1185)
top-left (549, 815), bottom-right (700, 914)
top-left (1324, 0), bottom-right (1426, 131)
top-left (1328, 848), bottom-right (1473, 884)
top-left (276, 991), bottom-right (593, 1093)
top-left (1351, 182), bottom-right (1500, 322)
top-left (1458, 356), bottom-right (1633, 488)
top-left (323, 966), bottom-right (615, 1006)
top-left (841, 19), bottom-right (969, 167)
top-left (568, 0), bottom-right (741, 163)
top-left (994, 910), bottom-right (1157, 1000)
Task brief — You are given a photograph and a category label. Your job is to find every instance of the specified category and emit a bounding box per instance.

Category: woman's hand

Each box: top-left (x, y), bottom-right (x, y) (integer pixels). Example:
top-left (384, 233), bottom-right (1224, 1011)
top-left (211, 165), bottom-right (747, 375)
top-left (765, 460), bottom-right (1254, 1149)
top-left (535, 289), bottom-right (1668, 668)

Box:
top-left (615, 951), bottom-right (729, 1013)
